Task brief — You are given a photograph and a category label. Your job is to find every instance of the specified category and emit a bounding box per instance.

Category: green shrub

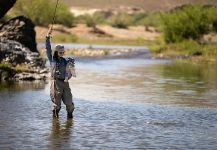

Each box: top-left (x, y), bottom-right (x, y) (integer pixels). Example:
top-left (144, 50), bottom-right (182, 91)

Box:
top-left (76, 11), bottom-right (161, 28)
top-left (149, 37), bottom-right (167, 53)
top-left (83, 14), bottom-right (95, 27)
top-left (202, 43), bottom-right (217, 58)
top-left (107, 12), bottom-right (161, 29)
top-left (77, 12), bottom-right (108, 27)
top-left (92, 11), bottom-right (108, 24)
top-left (0, 64), bottom-right (16, 80)
top-left (108, 13), bottom-right (133, 29)
top-left (11, 0), bottom-right (75, 27)
top-left (161, 5), bottom-right (210, 43)
top-left (132, 12), bottom-right (148, 24)
top-left (206, 6), bottom-right (217, 32)
top-left (54, 4), bottom-right (75, 27)
top-left (132, 12), bottom-right (162, 28)
top-left (177, 40), bottom-right (202, 56)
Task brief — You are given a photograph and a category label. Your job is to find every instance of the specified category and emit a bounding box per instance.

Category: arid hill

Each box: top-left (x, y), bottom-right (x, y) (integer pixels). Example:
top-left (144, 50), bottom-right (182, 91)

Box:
top-left (62, 0), bottom-right (217, 11)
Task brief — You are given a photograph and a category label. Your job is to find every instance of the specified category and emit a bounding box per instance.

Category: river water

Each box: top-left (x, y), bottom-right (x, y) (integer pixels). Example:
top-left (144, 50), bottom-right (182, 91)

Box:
top-left (0, 54), bottom-right (217, 149)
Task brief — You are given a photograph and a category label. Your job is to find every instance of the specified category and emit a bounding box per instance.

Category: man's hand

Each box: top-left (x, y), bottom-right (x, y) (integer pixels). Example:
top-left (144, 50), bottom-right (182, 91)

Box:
top-left (47, 26), bottom-right (53, 37)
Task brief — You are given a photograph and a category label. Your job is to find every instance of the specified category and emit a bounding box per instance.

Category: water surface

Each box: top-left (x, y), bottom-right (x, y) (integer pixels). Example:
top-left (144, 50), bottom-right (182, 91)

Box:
top-left (0, 58), bottom-right (217, 149)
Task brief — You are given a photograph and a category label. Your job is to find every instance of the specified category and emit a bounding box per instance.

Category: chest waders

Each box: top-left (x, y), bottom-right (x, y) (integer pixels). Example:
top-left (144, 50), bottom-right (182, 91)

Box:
top-left (51, 58), bottom-right (74, 118)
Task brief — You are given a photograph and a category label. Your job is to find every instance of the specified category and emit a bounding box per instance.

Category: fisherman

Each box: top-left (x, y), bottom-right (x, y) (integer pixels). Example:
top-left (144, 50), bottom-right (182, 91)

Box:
top-left (45, 27), bottom-right (75, 118)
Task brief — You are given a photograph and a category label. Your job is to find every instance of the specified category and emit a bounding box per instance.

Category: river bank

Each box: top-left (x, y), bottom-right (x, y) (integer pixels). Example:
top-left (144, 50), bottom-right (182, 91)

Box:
top-left (36, 24), bottom-right (217, 63)
top-left (38, 43), bottom-right (150, 59)
top-left (2, 35), bottom-right (217, 82)
top-left (1, 44), bottom-right (151, 81)
top-left (149, 38), bottom-right (217, 63)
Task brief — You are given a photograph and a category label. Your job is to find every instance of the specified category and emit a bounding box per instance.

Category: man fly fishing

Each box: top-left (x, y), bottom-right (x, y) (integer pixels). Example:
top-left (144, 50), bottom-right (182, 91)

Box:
top-left (45, 0), bottom-right (75, 119)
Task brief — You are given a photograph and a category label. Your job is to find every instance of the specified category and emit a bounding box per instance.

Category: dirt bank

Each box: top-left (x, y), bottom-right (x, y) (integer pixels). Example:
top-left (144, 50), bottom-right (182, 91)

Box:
top-left (35, 24), bottom-right (160, 42)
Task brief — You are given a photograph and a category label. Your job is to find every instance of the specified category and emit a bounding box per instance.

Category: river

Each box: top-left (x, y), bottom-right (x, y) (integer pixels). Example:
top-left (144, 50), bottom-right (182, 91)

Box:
top-left (0, 45), bottom-right (217, 149)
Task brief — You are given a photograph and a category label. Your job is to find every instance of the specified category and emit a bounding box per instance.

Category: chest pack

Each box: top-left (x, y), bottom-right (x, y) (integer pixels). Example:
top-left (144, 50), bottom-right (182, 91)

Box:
top-left (51, 57), bottom-right (67, 80)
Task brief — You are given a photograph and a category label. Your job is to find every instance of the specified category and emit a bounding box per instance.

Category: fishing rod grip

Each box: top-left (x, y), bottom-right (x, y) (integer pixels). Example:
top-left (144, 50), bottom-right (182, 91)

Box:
top-left (47, 26), bottom-right (53, 37)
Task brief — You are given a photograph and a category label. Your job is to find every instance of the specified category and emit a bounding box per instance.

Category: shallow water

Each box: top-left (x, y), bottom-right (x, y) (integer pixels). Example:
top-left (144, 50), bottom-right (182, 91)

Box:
top-left (72, 58), bottom-right (217, 107)
top-left (37, 43), bottom-right (148, 50)
top-left (0, 58), bottom-right (217, 149)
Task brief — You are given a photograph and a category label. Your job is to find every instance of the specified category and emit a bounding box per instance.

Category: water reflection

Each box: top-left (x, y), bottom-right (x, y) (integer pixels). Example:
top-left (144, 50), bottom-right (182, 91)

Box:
top-left (71, 59), bottom-right (217, 107)
top-left (48, 118), bottom-right (73, 149)
top-left (0, 81), bottom-right (46, 91)
top-left (160, 62), bottom-right (217, 107)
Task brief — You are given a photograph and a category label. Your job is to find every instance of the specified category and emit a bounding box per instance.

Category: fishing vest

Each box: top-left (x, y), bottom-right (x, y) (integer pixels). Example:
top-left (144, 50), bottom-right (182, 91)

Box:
top-left (51, 57), bottom-right (67, 80)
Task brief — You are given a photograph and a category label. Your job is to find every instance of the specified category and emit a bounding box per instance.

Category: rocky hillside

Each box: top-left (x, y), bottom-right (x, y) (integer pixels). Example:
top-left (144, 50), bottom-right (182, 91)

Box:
top-left (62, 0), bottom-right (217, 11)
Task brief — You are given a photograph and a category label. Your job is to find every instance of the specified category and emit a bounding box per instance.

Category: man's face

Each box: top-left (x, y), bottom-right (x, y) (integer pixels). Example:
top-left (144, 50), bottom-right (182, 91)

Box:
top-left (58, 48), bottom-right (65, 56)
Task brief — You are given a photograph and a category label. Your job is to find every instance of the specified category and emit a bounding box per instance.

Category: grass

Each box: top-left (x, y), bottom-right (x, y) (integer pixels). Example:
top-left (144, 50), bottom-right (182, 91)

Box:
top-left (77, 37), bottom-right (152, 46)
top-left (149, 38), bottom-right (217, 62)
top-left (37, 36), bottom-right (152, 46)
top-left (52, 34), bottom-right (78, 43)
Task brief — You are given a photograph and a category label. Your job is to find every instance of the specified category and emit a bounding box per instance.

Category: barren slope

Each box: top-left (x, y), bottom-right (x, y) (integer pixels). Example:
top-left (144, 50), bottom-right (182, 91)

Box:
top-left (62, 0), bottom-right (217, 11)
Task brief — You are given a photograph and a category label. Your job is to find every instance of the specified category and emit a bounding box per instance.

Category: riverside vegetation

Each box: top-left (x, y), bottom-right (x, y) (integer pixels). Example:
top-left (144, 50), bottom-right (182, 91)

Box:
top-left (4, 1), bottom-right (217, 59)
top-left (151, 5), bottom-right (217, 62)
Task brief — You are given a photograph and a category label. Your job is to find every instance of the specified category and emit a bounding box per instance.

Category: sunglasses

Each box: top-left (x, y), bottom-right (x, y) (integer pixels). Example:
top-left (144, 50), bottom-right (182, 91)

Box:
top-left (58, 51), bottom-right (65, 54)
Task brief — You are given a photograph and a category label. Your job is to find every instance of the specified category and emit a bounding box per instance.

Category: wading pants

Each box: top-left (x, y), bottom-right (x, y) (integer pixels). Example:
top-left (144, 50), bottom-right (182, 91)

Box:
top-left (50, 79), bottom-right (74, 113)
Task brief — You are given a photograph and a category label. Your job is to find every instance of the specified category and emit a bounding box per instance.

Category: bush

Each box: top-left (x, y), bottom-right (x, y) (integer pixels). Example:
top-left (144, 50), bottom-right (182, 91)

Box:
top-left (11, 0), bottom-right (75, 27)
top-left (108, 13), bottom-right (133, 29)
top-left (206, 6), bottom-right (217, 32)
top-left (177, 40), bottom-right (202, 56)
top-left (92, 11), bottom-right (108, 24)
top-left (149, 37), bottom-right (166, 53)
top-left (132, 12), bottom-right (162, 28)
top-left (54, 4), bottom-right (75, 27)
top-left (82, 14), bottom-right (95, 27)
top-left (132, 12), bottom-right (148, 25)
top-left (161, 5), bottom-right (210, 43)
top-left (0, 64), bottom-right (16, 80)
top-left (202, 43), bottom-right (217, 58)
top-left (76, 11), bottom-right (161, 28)
top-left (77, 12), bottom-right (108, 27)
